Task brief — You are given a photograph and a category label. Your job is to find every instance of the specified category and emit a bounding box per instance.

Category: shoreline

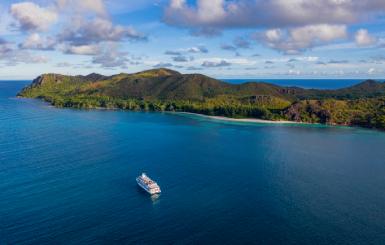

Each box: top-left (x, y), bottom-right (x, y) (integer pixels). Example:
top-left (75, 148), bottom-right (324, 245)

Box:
top-left (20, 97), bottom-right (378, 130)
top-left (17, 97), bottom-right (303, 125)
top-left (176, 112), bottom-right (300, 124)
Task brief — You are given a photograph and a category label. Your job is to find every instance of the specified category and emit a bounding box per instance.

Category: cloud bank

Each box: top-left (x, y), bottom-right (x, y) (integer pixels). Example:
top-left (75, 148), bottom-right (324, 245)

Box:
top-left (164, 0), bottom-right (385, 30)
top-left (164, 0), bottom-right (385, 53)
top-left (5, 0), bottom-right (147, 68)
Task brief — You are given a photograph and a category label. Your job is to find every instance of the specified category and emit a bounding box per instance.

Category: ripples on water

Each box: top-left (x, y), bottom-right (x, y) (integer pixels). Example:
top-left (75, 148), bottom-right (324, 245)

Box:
top-left (1, 81), bottom-right (385, 244)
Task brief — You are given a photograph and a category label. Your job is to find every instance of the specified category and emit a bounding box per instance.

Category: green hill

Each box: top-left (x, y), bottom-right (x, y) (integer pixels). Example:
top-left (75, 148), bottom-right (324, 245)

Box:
top-left (18, 68), bottom-right (385, 129)
top-left (292, 80), bottom-right (385, 100)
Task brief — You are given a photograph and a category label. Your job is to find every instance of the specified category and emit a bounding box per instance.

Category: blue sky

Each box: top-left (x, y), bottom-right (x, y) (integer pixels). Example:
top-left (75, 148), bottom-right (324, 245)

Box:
top-left (1, 0), bottom-right (385, 79)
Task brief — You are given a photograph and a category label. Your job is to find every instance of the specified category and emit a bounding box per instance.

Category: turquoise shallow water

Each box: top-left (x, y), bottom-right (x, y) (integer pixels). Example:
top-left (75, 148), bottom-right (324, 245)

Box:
top-left (1, 81), bottom-right (385, 244)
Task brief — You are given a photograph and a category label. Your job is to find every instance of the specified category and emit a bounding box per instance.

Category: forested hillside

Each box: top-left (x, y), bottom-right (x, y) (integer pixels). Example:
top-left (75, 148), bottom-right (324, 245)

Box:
top-left (18, 68), bottom-right (385, 129)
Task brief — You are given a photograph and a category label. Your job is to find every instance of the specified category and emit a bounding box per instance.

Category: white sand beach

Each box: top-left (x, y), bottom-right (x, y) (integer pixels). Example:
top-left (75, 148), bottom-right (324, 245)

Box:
top-left (177, 112), bottom-right (299, 124)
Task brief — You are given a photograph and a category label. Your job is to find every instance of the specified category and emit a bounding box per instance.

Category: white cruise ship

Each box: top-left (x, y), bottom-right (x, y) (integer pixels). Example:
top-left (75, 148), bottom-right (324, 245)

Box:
top-left (136, 173), bottom-right (161, 195)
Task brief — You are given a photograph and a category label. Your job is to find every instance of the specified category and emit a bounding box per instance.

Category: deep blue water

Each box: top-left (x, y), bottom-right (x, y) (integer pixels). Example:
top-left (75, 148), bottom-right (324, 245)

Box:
top-left (222, 79), bottom-right (381, 89)
top-left (1, 81), bottom-right (385, 244)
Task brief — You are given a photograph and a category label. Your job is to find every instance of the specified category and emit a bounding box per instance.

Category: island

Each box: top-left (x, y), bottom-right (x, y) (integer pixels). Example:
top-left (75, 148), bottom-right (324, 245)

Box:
top-left (18, 68), bottom-right (385, 130)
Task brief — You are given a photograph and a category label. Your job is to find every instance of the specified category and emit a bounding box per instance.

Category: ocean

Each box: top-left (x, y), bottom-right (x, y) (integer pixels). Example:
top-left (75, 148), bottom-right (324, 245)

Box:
top-left (1, 80), bottom-right (385, 244)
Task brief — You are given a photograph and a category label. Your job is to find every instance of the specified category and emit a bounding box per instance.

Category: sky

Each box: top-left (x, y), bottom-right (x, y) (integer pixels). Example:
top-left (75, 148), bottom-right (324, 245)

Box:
top-left (1, 0), bottom-right (385, 79)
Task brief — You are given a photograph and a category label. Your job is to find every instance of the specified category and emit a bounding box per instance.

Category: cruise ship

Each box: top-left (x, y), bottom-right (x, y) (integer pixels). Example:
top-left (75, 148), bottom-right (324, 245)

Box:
top-left (136, 173), bottom-right (161, 195)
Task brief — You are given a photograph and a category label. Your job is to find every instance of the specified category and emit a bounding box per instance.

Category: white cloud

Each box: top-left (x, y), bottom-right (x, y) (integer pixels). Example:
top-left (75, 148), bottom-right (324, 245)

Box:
top-left (26, 54), bottom-right (49, 63)
top-left (56, 0), bottom-right (107, 16)
top-left (56, 62), bottom-right (72, 67)
top-left (58, 17), bottom-right (145, 46)
top-left (153, 62), bottom-right (173, 68)
top-left (355, 29), bottom-right (377, 46)
top-left (55, 17), bottom-right (146, 69)
top-left (202, 59), bottom-right (231, 67)
top-left (291, 25), bottom-right (347, 43)
top-left (173, 55), bottom-right (192, 62)
top-left (265, 29), bottom-right (281, 42)
top-left (165, 50), bottom-right (182, 55)
top-left (164, 0), bottom-right (378, 52)
top-left (196, 57), bottom-right (254, 66)
top-left (287, 69), bottom-right (301, 75)
top-left (164, 0), bottom-right (385, 30)
top-left (5, 0), bottom-right (147, 68)
top-left (368, 68), bottom-right (376, 74)
top-left (0, 41), bottom-right (13, 57)
top-left (10, 2), bottom-right (58, 31)
top-left (170, 0), bottom-right (185, 9)
top-left (186, 46), bottom-right (208, 53)
top-left (64, 44), bottom-right (100, 55)
top-left (168, 46), bottom-right (209, 54)
top-left (0, 41), bottom-right (49, 65)
top-left (196, 0), bottom-right (226, 23)
top-left (298, 56), bottom-right (319, 62)
top-left (19, 33), bottom-right (56, 50)
top-left (260, 24), bottom-right (347, 54)
top-left (92, 43), bottom-right (130, 68)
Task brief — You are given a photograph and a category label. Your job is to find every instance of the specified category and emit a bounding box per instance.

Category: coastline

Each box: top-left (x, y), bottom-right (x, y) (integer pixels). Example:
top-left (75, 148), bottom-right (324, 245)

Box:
top-left (20, 97), bottom-right (379, 130)
top-left (176, 112), bottom-right (384, 132)
top-left (176, 112), bottom-right (300, 124)
top-left (18, 97), bottom-right (303, 125)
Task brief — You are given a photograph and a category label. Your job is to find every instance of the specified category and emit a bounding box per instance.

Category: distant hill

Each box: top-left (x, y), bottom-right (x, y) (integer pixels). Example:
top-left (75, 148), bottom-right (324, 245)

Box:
top-left (292, 80), bottom-right (385, 100)
top-left (19, 68), bottom-right (385, 130)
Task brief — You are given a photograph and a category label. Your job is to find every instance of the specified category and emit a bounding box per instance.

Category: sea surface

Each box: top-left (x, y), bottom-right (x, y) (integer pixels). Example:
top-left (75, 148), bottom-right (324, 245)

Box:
top-left (223, 79), bottom-right (381, 89)
top-left (1, 80), bottom-right (385, 244)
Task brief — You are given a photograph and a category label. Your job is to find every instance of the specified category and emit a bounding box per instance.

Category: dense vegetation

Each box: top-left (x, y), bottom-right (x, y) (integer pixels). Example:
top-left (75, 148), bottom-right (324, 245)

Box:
top-left (18, 68), bottom-right (385, 130)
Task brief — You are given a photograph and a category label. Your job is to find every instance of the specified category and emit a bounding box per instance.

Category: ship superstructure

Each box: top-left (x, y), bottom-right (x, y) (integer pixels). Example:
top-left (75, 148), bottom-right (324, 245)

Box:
top-left (136, 173), bottom-right (161, 194)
